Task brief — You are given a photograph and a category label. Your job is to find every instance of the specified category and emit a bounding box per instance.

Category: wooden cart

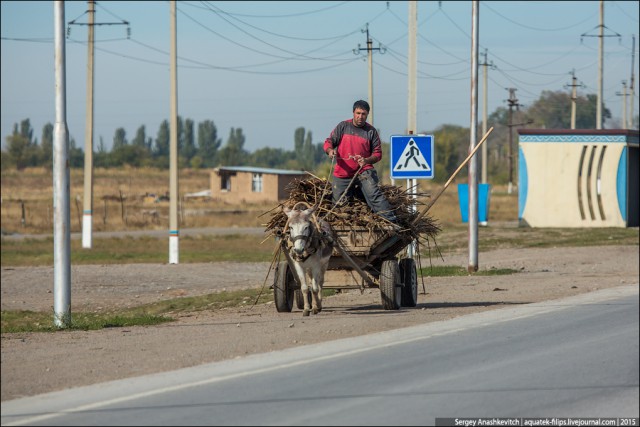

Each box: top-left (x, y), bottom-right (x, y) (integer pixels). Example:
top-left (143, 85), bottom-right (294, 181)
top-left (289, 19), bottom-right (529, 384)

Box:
top-left (272, 127), bottom-right (494, 313)
top-left (273, 227), bottom-right (418, 312)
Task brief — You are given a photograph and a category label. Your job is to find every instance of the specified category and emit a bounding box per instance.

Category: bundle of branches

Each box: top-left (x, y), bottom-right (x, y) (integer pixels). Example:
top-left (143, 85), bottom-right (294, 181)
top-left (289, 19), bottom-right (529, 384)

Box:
top-left (262, 177), bottom-right (441, 245)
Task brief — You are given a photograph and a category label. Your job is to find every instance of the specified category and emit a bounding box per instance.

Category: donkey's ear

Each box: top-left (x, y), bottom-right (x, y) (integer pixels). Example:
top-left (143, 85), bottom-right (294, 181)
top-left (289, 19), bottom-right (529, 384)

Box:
top-left (283, 205), bottom-right (291, 214)
top-left (303, 205), bottom-right (317, 216)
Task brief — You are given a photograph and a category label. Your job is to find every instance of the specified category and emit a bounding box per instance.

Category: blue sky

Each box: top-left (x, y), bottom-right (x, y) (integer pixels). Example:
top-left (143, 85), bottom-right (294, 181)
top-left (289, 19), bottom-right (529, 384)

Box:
top-left (1, 1), bottom-right (638, 153)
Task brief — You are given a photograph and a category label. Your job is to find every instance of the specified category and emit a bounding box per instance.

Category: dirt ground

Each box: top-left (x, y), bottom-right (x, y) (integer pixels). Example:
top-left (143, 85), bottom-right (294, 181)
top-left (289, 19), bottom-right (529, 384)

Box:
top-left (1, 244), bottom-right (638, 402)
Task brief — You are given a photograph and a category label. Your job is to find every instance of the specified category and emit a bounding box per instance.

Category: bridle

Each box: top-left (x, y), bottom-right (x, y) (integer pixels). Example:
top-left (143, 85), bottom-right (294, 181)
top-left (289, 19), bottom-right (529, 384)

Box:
top-left (283, 202), bottom-right (325, 262)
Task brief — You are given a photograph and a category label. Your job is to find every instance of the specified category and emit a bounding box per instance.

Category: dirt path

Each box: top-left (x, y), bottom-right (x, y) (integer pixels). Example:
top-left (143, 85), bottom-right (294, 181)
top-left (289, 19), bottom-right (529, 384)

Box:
top-left (1, 245), bottom-right (638, 402)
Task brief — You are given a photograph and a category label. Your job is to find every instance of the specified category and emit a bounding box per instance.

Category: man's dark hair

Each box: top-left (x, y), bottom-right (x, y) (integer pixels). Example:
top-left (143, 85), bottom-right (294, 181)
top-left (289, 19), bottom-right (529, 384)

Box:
top-left (353, 100), bottom-right (370, 112)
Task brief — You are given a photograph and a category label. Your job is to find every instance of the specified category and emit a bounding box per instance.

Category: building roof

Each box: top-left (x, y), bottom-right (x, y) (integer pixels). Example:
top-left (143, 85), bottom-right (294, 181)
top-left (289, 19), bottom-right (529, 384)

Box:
top-left (214, 166), bottom-right (308, 176)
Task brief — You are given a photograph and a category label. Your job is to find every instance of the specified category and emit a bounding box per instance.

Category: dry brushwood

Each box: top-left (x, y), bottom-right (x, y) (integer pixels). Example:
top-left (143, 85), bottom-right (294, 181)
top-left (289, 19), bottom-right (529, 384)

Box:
top-left (262, 177), bottom-right (441, 247)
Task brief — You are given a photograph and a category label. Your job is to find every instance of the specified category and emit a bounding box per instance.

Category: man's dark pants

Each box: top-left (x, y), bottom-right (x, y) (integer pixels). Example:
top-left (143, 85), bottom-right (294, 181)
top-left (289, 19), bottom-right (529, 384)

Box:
top-left (331, 169), bottom-right (397, 223)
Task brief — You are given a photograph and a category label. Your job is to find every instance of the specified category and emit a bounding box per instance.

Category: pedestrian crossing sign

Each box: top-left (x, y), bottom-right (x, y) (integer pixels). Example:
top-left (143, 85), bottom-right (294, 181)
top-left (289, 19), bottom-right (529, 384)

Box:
top-left (390, 134), bottom-right (434, 179)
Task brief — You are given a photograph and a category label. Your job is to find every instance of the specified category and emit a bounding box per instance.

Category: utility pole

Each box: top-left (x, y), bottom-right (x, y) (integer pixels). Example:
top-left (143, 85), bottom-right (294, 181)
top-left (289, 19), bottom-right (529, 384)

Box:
top-left (82, 1), bottom-right (94, 249)
top-left (407, 0), bottom-right (417, 258)
top-left (479, 49), bottom-right (494, 184)
top-left (53, 0), bottom-right (71, 328)
top-left (506, 88), bottom-right (523, 195)
top-left (468, 0), bottom-right (480, 273)
top-left (67, 2), bottom-right (129, 249)
top-left (564, 69), bottom-right (585, 129)
top-left (616, 81), bottom-right (628, 129)
top-left (354, 23), bottom-right (385, 126)
top-left (630, 35), bottom-right (636, 129)
top-left (580, 0), bottom-right (621, 129)
top-left (597, 0), bottom-right (603, 129)
top-left (169, 0), bottom-right (179, 264)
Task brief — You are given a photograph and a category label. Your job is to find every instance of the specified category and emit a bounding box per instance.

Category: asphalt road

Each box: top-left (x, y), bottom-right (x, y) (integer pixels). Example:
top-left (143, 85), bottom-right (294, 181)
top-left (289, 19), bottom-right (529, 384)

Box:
top-left (2, 285), bottom-right (637, 426)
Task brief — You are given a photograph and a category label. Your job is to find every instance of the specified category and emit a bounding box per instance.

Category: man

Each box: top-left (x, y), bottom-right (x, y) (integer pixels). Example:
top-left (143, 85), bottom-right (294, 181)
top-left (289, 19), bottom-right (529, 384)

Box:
top-left (323, 100), bottom-right (397, 224)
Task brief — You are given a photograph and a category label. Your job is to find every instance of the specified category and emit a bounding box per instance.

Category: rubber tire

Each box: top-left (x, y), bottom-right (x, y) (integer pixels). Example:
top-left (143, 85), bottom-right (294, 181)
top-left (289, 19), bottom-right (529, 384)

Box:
top-left (274, 261), bottom-right (294, 312)
top-left (399, 258), bottom-right (418, 307)
top-left (379, 259), bottom-right (401, 310)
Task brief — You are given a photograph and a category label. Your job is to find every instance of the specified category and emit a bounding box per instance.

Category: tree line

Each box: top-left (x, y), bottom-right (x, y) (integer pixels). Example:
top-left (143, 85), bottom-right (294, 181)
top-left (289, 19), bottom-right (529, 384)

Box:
top-left (2, 90), bottom-right (629, 184)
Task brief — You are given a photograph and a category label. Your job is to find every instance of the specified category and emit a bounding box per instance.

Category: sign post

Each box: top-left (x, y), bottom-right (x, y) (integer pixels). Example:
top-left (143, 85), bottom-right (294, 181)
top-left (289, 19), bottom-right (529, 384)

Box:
top-left (390, 134), bottom-right (435, 258)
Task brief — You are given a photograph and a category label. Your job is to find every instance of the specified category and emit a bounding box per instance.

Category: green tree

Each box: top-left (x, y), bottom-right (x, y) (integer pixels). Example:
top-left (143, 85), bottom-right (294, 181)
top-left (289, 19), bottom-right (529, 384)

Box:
top-left (112, 128), bottom-right (128, 151)
top-left (94, 136), bottom-right (112, 168)
top-left (249, 147), bottom-right (294, 168)
top-left (5, 120), bottom-right (38, 170)
top-left (131, 125), bottom-right (151, 150)
top-left (526, 90), bottom-right (611, 129)
top-left (180, 118), bottom-right (196, 163)
top-left (111, 144), bottom-right (149, 167)
top-left (294, 127), bottom-right (305, 155)
top-left (197, 120), bottom-right (222, 167)
top-left (154, 120), bottom-right (170, 166)
top-left (40, 123), bottom-right (54, 167)
top-left (69, 137), bottom-right (84, 168)
top-left (431, 124), bottom-right (469, 183)
top-left (218, 127), bottom-right (248, 166)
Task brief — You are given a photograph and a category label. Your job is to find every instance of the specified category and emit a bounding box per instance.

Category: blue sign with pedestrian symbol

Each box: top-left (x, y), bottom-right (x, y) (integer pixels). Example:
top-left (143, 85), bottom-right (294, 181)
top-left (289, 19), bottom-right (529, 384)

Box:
top-left (390, 134), bottom-right (434, 179)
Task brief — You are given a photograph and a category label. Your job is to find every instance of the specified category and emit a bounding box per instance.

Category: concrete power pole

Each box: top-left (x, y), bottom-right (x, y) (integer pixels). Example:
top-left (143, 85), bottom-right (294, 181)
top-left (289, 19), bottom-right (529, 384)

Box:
top-left (169, 0), bottom-right (179, 264)
top-left (68, 2), bottom-right (129, 249)
top-left (597, 0), bottom-right (604, 129)
top-left (581, 0), bottom-right (620, 129)
top-left (53, 0), bottom-right (71, 328)
top-left (479, 49), bottom-right (493, 184)
top-left (82, 0), bottom-right (94, 249)
top-left (354, 23), bottom-right (384, 126)
top-left (506, 88), bottom-right (521, 195)
top-left (616, 81), bottom-right (628, 129)
top-left (565, 69), bottom-right (584, 129)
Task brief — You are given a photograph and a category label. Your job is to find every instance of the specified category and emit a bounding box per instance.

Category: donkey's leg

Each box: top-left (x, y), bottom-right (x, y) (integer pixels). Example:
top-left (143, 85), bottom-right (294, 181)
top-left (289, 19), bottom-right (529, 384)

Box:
top-left (295, 264), bottom-right (311, 317)
top-left (310, 268), bottom-right (324, 315)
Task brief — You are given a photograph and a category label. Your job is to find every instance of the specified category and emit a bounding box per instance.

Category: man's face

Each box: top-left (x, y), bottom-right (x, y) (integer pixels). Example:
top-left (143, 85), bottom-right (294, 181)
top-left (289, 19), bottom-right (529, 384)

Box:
top-left (352, 107), bottom-right (368, 127)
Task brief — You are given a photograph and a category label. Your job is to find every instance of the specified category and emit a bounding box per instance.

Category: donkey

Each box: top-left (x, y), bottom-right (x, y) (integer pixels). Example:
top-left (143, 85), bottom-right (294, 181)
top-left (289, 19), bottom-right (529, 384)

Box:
top-left (283, 202), bottom-right (334, 316)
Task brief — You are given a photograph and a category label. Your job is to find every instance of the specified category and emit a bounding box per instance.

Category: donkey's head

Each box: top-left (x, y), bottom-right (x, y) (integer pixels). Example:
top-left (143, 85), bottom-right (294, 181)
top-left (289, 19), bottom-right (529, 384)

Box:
top-left (283, 203), bottom-right (317, 259)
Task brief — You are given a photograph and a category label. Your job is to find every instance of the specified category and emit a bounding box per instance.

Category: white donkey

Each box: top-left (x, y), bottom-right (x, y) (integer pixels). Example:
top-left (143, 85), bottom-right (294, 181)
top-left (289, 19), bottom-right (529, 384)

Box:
top-left (283, 202), bottom-right (334, 316)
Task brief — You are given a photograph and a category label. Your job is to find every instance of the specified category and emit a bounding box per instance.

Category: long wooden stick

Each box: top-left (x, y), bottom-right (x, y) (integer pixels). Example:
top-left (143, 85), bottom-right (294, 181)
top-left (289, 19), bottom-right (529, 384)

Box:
top-left (412, 126), bottom-right (494, 225)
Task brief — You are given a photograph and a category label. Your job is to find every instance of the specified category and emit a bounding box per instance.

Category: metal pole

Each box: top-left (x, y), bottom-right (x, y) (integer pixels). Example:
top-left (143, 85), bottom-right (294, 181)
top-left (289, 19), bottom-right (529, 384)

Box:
top-left (367, 26), bottom-right (374, 126)
top-left (407, 0), bottom-right (417, 258)
top-left (481, 49), bottom-right (488, 184)
top-left (169, 0), bottom-right (179, 264)
top-left (82, 0), bottom-right (95, 249)
top-left (596, 0), bottom-right (604, 129)
top-left (468, 1), bottom-right (479, 273)
top-left (630, 35), bottom-right (636, 129)
top-left (53, 0), bottom-right (71, 328)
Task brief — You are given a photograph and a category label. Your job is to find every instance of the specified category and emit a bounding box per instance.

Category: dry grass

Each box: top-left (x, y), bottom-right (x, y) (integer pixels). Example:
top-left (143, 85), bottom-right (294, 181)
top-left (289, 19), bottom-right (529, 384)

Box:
top-left (1, 167), bottom-right (519, 235)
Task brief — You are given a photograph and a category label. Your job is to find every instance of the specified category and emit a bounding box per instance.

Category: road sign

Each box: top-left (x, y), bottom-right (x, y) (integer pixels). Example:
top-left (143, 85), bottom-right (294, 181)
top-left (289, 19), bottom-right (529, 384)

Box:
top-left (390, 134), bottom-right (434, 179)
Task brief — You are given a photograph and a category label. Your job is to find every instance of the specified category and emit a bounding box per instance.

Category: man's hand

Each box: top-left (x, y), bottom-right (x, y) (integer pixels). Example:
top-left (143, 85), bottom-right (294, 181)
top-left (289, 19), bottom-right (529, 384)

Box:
top-left (354, 155), bottom-right (369, 167)
top-left (327, 148), bottom-right (336, 159)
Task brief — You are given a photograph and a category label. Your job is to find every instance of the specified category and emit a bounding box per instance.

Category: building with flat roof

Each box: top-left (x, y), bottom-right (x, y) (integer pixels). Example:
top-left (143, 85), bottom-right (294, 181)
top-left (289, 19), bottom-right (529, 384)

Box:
top-left (210, 166), bottom-right (308, 204)
top-left (518, 129), bottom-right (638, 227)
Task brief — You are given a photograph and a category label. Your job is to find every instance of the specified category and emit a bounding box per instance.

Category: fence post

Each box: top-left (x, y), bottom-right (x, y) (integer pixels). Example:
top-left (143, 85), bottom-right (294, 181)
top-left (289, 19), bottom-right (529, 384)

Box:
top-left (119, 190), bottom-right (126, 226)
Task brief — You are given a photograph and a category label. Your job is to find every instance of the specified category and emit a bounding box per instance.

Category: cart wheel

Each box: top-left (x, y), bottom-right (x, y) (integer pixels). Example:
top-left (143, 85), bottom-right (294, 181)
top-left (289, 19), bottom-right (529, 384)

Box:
top-left (380, 259), bottom-right (401, 310)
top-left (399, 258), bottom-right (418, 307)
top-left (295, 289), bottom-right (311, 310)
top-left (274, 261), bottom-right (294, 312)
